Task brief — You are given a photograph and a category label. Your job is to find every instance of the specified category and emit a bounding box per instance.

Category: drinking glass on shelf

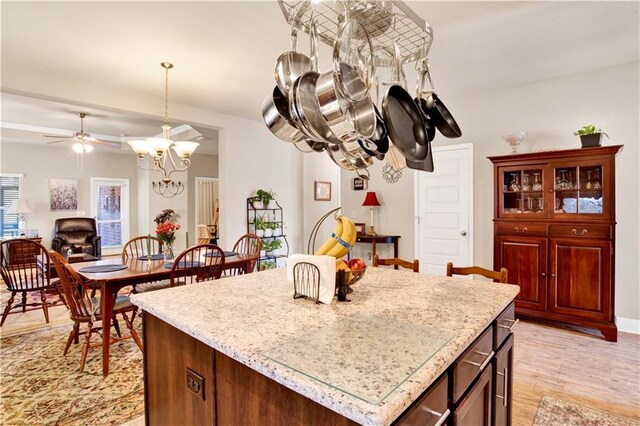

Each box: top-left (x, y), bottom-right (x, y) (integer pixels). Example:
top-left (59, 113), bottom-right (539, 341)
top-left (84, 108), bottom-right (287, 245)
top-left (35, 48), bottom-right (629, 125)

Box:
top-left (522, 174), bottom-right (531, 191)
top-left (586, 171), bottom-right (593, 189)
top-left (593, 169), bottom-right (602, 189)
top-left (532, 172), bottom-right (542, 191)
top-left (509, 174), bottom-right (521, 192)
top-left (524, 197), bottom-right (533, 212)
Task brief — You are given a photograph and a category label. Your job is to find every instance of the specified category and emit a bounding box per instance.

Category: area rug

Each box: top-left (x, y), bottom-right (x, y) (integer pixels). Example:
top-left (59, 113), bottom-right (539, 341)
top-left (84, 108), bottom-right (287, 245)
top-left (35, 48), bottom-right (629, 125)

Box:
top-left (534, 395), bottom-right (639, 426)
top-left (1, 323), bottom-right (144, 425)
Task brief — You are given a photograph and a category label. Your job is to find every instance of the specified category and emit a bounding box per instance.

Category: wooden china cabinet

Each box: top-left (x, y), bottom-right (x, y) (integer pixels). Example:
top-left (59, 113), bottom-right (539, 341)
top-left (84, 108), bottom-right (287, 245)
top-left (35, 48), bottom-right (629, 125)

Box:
top-left (489, 145), bottom-right (622, 342)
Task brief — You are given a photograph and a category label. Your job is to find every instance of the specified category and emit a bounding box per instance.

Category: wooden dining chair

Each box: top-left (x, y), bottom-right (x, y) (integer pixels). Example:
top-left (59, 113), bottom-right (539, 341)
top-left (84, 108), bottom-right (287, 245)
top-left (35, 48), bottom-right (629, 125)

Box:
top-left (446, 262), bottom-right (509, 283)
top-left (373, 255), bottom-right (419, 272)
top-left (121, 236), bottom-right (170, 293)
top-left (170, 244), bottom-right (225, 287)
top-left (121, 236), bottom-right (164, 262)
top-left (0, 239), bottom-right (66, 326)
top-left (228, 234), bottom-right (261, 276)
top-left (50, 252), bottom-right (143, 372)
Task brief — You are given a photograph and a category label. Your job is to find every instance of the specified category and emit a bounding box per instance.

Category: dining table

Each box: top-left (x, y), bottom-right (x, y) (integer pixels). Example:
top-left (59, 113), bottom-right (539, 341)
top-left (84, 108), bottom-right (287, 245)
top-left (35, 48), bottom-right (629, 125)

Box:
top-left (71, 251), bottom-right (259, 376)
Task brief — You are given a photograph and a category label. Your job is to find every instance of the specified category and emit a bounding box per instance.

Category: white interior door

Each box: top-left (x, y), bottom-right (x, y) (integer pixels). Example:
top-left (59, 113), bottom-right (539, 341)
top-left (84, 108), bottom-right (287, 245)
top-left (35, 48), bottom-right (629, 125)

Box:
top-left (90, 177), bottom-right (130, 254)
top-left (416, 144), bottom-right (473, 275)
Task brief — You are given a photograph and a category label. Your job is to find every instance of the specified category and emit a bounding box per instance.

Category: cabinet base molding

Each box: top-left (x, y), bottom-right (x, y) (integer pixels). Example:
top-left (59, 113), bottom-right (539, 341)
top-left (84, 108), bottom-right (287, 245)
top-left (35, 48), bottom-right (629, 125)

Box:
top-left (515, 308), bottom-right (617, 342)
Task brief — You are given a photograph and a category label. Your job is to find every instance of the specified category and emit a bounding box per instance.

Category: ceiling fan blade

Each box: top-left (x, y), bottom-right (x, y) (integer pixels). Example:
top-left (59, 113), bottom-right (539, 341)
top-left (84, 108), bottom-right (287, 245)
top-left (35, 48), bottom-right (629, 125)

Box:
top-left (92, 139), bottom-right (121, 148)
top-left (46, 139), bottom-right (71, 144)
top-left (43, 134), bottom-right (69, 138)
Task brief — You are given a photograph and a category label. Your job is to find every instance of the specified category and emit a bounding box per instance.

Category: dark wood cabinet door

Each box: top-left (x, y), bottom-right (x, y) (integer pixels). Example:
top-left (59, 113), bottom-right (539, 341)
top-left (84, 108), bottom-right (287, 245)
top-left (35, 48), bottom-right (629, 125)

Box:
top-left (454, 364), bottom-right (493, 426)
top-left (548, 238), bottom-right (612, 321)
top-left (495, 235), bottom-right (547, 311)
top-left (493, 334), bottom-right (514, 426)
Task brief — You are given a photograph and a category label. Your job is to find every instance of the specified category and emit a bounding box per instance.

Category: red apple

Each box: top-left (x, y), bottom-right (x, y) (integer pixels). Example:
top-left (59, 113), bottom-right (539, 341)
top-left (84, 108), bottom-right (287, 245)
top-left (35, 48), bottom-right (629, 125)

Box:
top-left (349, 258), bottom-right (366, 270)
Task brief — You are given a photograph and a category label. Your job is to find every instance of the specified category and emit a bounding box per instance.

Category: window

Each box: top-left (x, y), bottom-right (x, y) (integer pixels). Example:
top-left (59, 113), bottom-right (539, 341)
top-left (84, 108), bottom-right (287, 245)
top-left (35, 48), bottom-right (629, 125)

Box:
top-left (0, 174), bottom-right (22, 238)
top-left (90, 178), bottom-right (129, 252)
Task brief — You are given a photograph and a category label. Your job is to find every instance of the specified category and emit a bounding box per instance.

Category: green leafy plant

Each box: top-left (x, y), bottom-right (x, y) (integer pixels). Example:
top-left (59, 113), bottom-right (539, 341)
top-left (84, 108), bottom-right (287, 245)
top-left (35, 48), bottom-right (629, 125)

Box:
top-left (253, 217), bottom-right (267, 231)
top-left (262, 239), bottom-right (282, 252)
top-left (259, 260), bottom-right (276, 270)
top-left (573, 124), bottom-right (609, 139)
top-left (256, 189), bottom-right (276, 206)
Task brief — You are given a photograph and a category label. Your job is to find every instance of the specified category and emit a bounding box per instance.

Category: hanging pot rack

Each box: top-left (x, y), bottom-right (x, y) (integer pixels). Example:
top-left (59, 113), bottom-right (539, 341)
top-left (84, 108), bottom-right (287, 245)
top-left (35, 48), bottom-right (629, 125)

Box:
top-left (277, 0), bottom-right (433, 67)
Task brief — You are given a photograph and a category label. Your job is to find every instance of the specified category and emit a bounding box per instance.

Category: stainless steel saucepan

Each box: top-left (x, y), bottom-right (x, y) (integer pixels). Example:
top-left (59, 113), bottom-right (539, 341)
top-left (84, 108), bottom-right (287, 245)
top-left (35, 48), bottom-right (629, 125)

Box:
top-left (274, 14), bottom-right (311, 96)
top-left (261, 86), bottom-right (305, 143)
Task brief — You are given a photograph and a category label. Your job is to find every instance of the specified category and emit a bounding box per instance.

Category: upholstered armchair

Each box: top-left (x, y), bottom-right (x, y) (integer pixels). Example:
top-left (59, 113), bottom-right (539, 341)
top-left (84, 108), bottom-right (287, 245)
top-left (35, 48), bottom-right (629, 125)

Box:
top-left (52, 217), bottom-right (101, 257)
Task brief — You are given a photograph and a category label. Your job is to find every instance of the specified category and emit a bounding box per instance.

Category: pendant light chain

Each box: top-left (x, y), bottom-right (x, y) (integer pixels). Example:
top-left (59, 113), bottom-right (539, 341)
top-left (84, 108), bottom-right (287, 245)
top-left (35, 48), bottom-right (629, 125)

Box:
top-left (163, 65), bottom-right (170, 126)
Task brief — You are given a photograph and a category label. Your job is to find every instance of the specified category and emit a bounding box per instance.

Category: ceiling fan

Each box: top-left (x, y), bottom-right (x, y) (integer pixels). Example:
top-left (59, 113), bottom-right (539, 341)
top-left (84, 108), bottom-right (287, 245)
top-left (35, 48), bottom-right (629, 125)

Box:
top-left (44, 112), bottom-right (119, 153)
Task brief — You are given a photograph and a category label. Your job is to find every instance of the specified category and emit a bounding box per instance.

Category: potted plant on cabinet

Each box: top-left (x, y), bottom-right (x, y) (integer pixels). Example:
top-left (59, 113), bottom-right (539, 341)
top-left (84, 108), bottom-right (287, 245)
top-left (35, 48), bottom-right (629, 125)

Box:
top-left (256, 189), bottom-right (276, 209)
top-left (259, 260), bottom-right (276, 271)
top-left (573, 124), bottom-right (609, 148)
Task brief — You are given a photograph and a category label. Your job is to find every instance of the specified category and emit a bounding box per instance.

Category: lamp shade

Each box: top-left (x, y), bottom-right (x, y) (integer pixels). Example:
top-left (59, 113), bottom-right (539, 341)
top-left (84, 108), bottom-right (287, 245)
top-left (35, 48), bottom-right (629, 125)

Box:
top-left (8, 199), bottom-right (32, 214)
top-left (362, 191), bottom-right (381, 207)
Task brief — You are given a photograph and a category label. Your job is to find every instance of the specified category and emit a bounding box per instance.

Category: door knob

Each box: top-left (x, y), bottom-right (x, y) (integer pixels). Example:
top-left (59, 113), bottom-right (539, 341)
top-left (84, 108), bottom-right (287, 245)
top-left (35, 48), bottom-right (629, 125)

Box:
top-left (460, 231), bottom-right (467, 236)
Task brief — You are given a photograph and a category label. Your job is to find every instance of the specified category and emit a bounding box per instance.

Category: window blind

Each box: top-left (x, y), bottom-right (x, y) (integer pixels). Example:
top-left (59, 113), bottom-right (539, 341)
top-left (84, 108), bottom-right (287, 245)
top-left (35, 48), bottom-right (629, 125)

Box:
top-left (0, 175), bottom-right (22, 237)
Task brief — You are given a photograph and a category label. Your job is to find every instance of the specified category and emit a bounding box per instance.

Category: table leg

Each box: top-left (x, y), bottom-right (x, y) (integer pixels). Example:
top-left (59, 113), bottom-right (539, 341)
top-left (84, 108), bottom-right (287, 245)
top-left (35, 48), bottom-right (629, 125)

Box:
top-left (394, 239), bottom-right (399, 270)
top-left (372, 241), bottom-right (377, 263)
top-left (101, 281), bottom-right (115, 377)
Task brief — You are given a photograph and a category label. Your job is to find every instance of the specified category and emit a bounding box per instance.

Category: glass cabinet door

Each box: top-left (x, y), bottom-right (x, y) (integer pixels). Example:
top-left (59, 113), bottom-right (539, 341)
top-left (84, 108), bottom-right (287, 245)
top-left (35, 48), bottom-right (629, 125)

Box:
top-left (553, 165), bottom-right (603, 216)
top-left (500, 167), bottom-right (545, 217)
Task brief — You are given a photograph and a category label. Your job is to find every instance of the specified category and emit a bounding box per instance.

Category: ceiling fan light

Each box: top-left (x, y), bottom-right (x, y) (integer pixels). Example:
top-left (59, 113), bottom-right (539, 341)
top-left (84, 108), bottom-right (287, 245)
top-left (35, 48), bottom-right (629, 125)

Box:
top-left (147, 137), bottom-right (173, 156)
top-left (84, 143), bottom-right (94, 153)
top-left (72, 142), bottom-right (85, 153)
top-left (127, 140), bottom-right (152, 157)
top-left (172, 141), bottom-right (199, 158)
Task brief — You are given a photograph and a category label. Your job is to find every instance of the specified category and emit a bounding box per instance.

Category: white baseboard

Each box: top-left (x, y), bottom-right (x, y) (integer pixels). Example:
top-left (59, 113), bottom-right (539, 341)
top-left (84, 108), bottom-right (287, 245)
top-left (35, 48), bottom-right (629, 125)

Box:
top-left (616, 316), bottom-right (640, 334)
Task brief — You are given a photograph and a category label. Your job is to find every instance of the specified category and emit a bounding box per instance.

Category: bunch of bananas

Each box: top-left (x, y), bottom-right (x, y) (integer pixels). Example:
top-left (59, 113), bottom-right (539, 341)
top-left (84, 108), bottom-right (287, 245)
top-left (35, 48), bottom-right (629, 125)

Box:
top-left (315, 215), bottom-right (357, 259)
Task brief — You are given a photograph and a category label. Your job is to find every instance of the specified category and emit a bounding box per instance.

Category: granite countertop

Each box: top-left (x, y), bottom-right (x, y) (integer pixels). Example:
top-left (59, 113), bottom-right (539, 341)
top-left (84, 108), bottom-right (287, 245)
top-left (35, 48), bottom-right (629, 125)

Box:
top-left (130, 268), bottom-right (519, 425)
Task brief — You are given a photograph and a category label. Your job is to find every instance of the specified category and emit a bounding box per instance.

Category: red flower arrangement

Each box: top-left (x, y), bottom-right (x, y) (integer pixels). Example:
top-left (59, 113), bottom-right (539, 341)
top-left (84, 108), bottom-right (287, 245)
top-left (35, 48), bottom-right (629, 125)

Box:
top-left (156, 222), bottom-right (181, 246)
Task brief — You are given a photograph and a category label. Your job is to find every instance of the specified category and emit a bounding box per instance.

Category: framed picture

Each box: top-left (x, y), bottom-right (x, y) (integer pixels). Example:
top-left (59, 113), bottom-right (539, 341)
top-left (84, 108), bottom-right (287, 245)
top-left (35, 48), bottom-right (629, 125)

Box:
top-left (352, 177), bottom-right (368, 191)
top-left (354, 223), bottom-right (366, 235)
top-left (50, 178), bottom-right (78, 211)
top-left (314, 181), bottom-right (332, 201)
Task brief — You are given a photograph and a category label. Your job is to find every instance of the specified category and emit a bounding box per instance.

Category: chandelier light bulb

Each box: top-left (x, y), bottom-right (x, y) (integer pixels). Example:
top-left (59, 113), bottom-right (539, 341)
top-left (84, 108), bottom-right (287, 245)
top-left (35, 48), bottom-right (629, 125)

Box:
top-left (147, 137), bottom-right (173, 156)
top-left (172, 141), bottom-right (199, 158)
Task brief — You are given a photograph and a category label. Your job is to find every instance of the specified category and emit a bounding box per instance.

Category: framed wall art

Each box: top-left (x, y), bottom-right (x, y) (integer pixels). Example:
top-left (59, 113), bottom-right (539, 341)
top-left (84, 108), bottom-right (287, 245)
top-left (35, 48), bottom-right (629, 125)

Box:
top-left (354, 223), bottom-right (366, 235)
top-left (314, 181), bottom-right (331, 201)
top-left (50, 178), bottom-right (78, 211)
top-left (352, 177), bottom-right (368, 191)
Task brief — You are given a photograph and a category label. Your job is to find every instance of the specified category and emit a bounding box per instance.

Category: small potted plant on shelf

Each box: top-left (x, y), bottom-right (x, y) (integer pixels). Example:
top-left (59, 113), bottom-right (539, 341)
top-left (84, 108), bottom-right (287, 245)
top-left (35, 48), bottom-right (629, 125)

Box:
top-left (256, 189), bottom-right (276, 209)
top-left (259, 260), bottom-right (276, 271)
top-left (272, 222), bottom-right (282, 236)
top-left (253, 217), bottom-right (266, 238)
top-left (573, 124), bottom-right (609, 148)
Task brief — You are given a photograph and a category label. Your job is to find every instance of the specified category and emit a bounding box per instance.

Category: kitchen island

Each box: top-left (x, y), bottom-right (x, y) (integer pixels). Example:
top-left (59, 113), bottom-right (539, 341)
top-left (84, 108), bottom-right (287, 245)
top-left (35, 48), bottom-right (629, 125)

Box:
top-left (131, 268), bottom-right (519, 425)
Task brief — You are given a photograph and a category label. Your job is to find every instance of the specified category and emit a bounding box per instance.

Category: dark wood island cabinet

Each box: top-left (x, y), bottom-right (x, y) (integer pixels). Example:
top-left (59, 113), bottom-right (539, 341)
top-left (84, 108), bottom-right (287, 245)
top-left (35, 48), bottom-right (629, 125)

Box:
top-left (489, 145), bottom-right (622, 341)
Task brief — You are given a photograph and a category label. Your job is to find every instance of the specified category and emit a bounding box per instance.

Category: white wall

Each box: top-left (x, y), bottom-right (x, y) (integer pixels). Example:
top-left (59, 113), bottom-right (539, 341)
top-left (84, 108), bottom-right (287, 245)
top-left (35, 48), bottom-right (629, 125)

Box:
top-left (302, 153), bottom-right (341, 254)
top-left (0, 143), bottom-right (138, 248)
top-left (340, 62), bottom-right (640, 322)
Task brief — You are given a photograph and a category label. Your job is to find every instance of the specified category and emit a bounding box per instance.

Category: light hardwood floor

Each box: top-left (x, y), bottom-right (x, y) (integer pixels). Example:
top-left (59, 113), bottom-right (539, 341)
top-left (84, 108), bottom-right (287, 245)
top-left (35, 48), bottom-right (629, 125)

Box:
top-left (2, 304), bottom-right (639, 425)
top-left (512, 320), bottom-right (640, 425)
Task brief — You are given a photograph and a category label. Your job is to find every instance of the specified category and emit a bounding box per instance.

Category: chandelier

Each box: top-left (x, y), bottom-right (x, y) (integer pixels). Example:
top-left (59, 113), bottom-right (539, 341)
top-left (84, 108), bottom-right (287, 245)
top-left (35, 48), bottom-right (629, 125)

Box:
top-left (127, 62), bottom-right (199, 198)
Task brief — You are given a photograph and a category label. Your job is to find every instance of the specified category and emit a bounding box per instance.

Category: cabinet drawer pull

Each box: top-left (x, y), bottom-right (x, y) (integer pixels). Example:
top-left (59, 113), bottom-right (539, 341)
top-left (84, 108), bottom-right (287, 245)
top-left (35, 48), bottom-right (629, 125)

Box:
top-left (496, 367), bottom-right (509, 407)
top-left (514, 226), bottom-right (528, 233)
top-left (551, 273), bottom-right (556, 278)
top-left (571, 228), bottom-right (588, 236)
top-left (498, 318), bottom-right (520, 331)
top-left (422, 408), bottom-right (451, 426)
top-left (541, 272), bottom-right (546, 277)
top-left (464, 350), bottom-right (494, 371)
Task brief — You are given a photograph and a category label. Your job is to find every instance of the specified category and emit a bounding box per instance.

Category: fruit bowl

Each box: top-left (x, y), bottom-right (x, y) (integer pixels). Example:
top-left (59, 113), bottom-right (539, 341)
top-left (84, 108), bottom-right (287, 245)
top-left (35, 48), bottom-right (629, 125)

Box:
top-left (347, 265), bottom-right (367, 285)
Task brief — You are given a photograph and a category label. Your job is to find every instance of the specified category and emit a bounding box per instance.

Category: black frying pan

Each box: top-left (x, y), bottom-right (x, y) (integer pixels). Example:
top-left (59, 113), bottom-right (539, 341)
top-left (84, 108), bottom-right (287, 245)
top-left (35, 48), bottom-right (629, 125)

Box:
top-left (406, 139), bottom-right (434, 173)
top-left (358, 106), bottom-right (389, 157)
top-left (415, 97), bottom-right (437, 142)
top-left (426, 93), bottom-right (462, 138)
top-left (382, 85), bottom-right (428, 162)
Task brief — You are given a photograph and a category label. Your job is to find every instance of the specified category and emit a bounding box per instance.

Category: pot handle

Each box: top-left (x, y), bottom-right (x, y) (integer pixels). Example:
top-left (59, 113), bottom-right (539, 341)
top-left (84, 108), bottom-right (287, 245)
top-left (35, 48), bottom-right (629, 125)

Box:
top-left (356, 168), bottom-right (371, 181)
top-left (309, 14), bottom-right (318, 72)
top-left (417, 58), bottom-right (436, 97)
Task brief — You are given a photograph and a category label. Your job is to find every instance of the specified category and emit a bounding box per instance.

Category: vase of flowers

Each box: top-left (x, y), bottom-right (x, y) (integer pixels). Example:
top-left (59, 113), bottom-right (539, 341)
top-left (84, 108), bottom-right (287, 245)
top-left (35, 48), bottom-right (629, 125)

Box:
top-left (155, 209), bottom-right (181, 261)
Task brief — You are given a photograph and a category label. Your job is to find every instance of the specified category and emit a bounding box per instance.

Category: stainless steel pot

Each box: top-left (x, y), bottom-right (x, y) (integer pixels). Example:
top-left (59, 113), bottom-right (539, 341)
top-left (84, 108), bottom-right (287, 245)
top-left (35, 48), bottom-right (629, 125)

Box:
top-left (274, 21), bottom-right (311, 96)
top-left (261, 86), bottom-right (305, 143)
top-left (288, 20), bottom-right (343, 144)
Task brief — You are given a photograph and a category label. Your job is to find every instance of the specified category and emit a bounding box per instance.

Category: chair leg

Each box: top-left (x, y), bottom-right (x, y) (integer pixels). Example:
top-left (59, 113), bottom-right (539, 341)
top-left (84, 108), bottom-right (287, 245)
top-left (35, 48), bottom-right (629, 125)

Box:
top-left (64, 323), bottom-right (80, 356)
top-left (21, 292), bottom-right (27, 313)
top-left (40, 291), bottom-right (50, 323)
top-left (112, 317), bottom-right (122, 338)
top-left (122, 311), bottom-right (143, 352)
top-left (0, 292), bottom-right (16, 326)
top-left (79, 322), bottom-right (93, 372)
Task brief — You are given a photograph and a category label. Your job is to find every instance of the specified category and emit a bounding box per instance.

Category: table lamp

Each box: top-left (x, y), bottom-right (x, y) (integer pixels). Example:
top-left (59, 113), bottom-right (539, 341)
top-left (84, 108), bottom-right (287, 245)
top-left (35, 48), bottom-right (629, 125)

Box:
top-left (362, 191), bottom-right (381, 236)
top-left (8, 199), bottom-right (32, 235)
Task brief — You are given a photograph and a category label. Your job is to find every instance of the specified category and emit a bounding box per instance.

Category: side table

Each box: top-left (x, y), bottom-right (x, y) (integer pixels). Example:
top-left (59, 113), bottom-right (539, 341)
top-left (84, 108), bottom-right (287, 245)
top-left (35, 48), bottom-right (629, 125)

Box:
top-left (352, 234), bottom-right (401, 269)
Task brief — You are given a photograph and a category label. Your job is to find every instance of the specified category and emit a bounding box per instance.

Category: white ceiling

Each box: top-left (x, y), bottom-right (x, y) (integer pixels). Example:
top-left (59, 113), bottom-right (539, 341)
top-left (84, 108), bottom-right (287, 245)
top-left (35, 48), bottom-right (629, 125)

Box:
top-left (1, 1), bottom-right (638, 137)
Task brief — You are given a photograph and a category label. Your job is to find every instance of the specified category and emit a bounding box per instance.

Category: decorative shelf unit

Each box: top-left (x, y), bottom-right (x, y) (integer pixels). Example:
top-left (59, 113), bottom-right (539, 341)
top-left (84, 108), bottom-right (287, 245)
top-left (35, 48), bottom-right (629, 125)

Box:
top-left (247, 197), bottom-right (290, 270)
top-left (489, 145), bottom-right (623, 341)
